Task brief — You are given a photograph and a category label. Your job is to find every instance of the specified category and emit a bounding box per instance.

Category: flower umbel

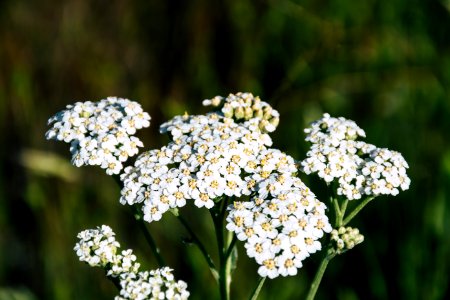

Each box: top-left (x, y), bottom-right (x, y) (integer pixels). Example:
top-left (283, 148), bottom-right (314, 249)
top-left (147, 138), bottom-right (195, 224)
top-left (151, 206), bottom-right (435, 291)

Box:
top-left (74, 225), bottom-right (189, 299)
top-left (226, 174), bottom-right (332, 278)
top-left (115, 268), bottom-right (190, 300)
top-left (74, 225), bottom-right (141, 277)
top-left (300, 113), bottom-right (410, 200)
top-left (46, 97), bottom-right (150, 175)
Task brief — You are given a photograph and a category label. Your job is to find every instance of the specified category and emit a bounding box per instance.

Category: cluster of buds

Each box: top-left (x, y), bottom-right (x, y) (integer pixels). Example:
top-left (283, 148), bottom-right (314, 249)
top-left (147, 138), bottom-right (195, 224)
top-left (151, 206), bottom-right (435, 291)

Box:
top-left (330, 227), bottom-right (364, 254)
top-left (202, 92), bottom-right (280, 133)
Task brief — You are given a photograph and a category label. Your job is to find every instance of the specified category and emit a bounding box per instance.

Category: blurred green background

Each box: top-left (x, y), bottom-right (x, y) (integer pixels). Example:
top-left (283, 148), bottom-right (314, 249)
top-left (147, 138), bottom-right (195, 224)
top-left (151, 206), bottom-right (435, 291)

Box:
top-left (1, 0), bottom-right (449, 299)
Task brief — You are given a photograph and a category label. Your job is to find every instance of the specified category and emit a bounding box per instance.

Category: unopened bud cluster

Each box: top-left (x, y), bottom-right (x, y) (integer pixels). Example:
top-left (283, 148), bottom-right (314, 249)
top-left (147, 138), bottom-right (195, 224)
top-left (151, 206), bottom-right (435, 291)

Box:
top-left (202, 92), bottom-right (280, 133)
top-left (330, 227), bottom-right (364, 254)
top-left (74, 225), bottom-right (189, 299)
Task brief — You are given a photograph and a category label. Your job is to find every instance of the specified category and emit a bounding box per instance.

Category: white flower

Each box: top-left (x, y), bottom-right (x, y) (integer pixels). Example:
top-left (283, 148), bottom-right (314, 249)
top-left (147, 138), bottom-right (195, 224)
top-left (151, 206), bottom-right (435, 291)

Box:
top-left (74, 225), bottom-right (120, 267)
top-left (122, 109), bottom-right (277, 223)
top-left (46, 97), bottom-right (150, 175)
top-left (226, 175), bottom-right (331, 279)
top-left (300, 114), bottom-right (410, 200)
top-left (116, 268), bottom-right (190, 300)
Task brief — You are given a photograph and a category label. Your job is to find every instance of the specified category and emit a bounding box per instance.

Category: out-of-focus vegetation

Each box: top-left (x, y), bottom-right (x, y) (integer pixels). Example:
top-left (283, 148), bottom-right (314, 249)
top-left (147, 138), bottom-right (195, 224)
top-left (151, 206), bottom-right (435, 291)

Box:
top-left (1, 0), bottom-right (449, 299)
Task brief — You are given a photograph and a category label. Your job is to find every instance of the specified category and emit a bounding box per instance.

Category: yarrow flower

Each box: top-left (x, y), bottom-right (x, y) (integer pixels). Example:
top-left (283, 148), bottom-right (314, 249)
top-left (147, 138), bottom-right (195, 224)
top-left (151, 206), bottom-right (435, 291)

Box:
top-left (300, 113), bottom-right (410, 199)
top-left (74, 225), bottom-right (140, 276)
top-left (118, 93), bottom-right (332, 279)
top-left (120, 111), bottom-right (274, 223)
top-left (226, 174), bottom-right (332, 278)
top-left (115, 268), bottom-right (190, 300)
top-left (46, 97), bottom-right (150, 175)
top-left (74, 225), bottom-right (189, 299)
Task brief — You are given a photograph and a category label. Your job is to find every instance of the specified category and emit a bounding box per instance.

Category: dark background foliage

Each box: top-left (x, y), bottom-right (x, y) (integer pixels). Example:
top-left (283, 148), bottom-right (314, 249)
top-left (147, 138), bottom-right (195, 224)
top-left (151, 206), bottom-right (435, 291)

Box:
top-left (1, 0), bottom-right (449, 299)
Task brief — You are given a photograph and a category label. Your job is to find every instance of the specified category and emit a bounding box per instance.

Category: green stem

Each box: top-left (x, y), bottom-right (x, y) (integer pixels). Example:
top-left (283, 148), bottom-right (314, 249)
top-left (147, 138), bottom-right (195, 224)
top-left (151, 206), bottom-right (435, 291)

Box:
top-left (177, 214), bottom-right (219, 281)
top-left (340, 199), bottom-right (348, 221)
top-left (305, 249), bottom-right (336, 300)
top-left (335, 199), bottom-right (348, 227)
top-left (225, 234), bottom-right (237, 260)
top-left (113, 175), bottom-right (165, 266)
top-left (342, 196), bottom-right (375, 226)
top-left (248, 277), bottom-right (266, 300)
top-left (132, 206), bottom-right (166, 267)
top-left (222, 230), bottom-right (234, 299)
top-left (332, 197), bottom-right (341, 227)
top-left (211, 198), bottom-right (233, 300)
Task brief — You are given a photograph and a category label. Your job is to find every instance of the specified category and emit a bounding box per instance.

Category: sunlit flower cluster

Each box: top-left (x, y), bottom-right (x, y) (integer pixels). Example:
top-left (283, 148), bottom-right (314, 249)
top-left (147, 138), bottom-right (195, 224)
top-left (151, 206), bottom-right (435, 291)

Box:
top-left (119, 94), bottom-right (333, 279)
top-left (46, 97), bottom-right (150, 174)
top-left (74, 225), bottom-right (140, 276)
top-left (75, 226), bottom-right (189, 299)
top-left (202, 92), bottom-right (280, 133)
top-left (301, 113), bottom-right (410, 199)
top-left (115, 267), bottom-right (190, 300)
top-left (226, 174), bottom-right (332, 278)
top-left (120, 112), bottom-right (275, 222)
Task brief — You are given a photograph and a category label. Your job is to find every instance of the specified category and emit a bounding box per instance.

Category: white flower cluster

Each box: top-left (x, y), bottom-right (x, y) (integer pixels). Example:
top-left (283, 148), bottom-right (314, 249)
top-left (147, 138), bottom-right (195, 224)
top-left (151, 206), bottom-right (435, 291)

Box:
top-left (301, 113), bottom-right (410, 199)
top-left (226, 174), bottom-right (332, 279)
top-left (75, 226), bottom-right (189, 299)
top-left (120, 94), bottom-right (332, 279)
top-left (74, 225), bottom-right (140, 277)
top-left (120, 112), bottom-right (275, 222)
top-left (202, 92), bottom-right (280, 133)
top-left (46, 97), bottom-right (150, 175)
top-left (115, 267), bottom-right (190, 300)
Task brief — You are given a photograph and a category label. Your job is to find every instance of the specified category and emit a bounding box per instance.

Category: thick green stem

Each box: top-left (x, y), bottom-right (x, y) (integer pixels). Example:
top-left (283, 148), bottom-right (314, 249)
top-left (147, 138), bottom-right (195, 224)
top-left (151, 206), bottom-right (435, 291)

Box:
top-left (342, 196), bottom-right (375, 226)
top-left (177, 214), bottom-right (219, 281)
top-left (305, 249), bottom-right (336, 300)
top-left (340, 199), bottom-right (348, 223)
top-left (222, 230), bottom-right (234, 299)
top-left (211, 198), bottom-right (233, 300)
top-left (248, 277), bottom-right (266, 300)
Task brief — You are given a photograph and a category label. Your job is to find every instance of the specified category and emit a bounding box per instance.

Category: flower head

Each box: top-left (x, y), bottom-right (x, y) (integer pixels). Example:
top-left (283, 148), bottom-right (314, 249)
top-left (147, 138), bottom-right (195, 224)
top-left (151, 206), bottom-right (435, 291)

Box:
top-left (46, 97), bottom-right (150, 175)
top-left (75, 226), bottom-right (189, 299)
top-left (74, 225), bottom-right (121, 268)
top-left (301, 114), bottom-right (410, 199)
top-left (226, 174), bottom-right (332, 279)
top-left (115, 268), bottom-right (190, 300)
top-left (122, 112), bottom-right (274, 222)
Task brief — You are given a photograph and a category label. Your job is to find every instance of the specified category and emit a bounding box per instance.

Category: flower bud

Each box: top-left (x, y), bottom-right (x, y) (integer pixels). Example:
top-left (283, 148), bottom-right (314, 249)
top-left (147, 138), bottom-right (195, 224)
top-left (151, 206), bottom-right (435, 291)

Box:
top-left (234, 107), bottom-right (245, 119)
top-left (211, 96), bottom-right (222, 107)
top-left (244, 107), bottom-right (253, 119)
top-left (223, 103), bottom-right (234, 118)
